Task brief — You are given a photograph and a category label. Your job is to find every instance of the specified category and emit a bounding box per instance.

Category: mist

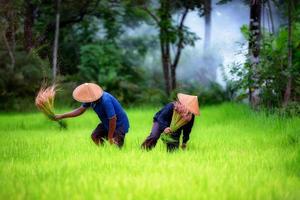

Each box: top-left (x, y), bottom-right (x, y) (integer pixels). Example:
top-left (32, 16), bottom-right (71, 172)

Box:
top-left (124, 0), bottom-right (282, 88)
top-left (179, 0), bottom-right (250, 86)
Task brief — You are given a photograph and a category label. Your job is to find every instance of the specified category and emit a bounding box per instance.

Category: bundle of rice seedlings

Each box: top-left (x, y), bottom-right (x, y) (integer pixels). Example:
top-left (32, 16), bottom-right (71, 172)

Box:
top-left (161, 102), bottom-right (192, 143)
top-left (35, 84), bottom-right (67, 129)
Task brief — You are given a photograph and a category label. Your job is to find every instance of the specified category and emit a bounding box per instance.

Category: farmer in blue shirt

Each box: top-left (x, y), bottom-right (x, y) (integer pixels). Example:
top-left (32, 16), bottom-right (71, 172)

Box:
top-left (55, 83), bottom-right (129, 147)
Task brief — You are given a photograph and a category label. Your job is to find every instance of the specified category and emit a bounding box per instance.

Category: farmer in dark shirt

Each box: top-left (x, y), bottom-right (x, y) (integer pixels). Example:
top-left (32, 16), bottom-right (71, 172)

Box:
top-left (54, 83), bottom-right (129, 147)
top-left (141, 93), bottom-right (200, 151)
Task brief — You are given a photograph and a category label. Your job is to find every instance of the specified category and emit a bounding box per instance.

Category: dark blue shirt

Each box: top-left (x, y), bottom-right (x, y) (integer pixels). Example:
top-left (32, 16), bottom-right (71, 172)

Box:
top-left (82, 92), bottom-right (129, 133)
top-left (154, 103), bottom-right (194, 143)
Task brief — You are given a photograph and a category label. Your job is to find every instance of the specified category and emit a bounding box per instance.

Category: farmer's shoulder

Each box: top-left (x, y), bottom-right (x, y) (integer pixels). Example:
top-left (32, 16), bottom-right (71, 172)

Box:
top-left (101, 92), bottom-right (115, 104)
top-left (164, 102), bottom-right (174, 110)
top-left (157, 102), bottom-right (174, 114)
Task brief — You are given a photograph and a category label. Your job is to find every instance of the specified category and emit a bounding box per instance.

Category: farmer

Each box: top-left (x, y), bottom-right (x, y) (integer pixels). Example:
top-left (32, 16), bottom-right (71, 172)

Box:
top-left (141, 93), bottom-right (199, 151)
top-left (54, 83), bottom-right (129, 148)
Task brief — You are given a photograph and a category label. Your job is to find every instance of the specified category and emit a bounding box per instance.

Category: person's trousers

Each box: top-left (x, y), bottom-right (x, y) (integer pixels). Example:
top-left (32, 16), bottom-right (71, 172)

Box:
top-left (141, 122), bottom-right (180, 151)
top-left (91, 123), bottom-right (126, 148)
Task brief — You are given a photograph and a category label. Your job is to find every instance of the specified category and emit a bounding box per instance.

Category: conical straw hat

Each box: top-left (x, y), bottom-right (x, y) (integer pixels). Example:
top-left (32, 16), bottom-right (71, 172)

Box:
top-left (72, 83), bottom-right (103, 103)
top-left (177, 93), bottom-right (200, 115)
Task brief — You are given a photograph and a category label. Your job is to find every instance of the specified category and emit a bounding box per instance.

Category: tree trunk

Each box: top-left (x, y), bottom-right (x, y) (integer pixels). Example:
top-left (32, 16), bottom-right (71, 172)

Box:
top-left (160, 35), bottom-right (171, 96)
top-left (3, 6), bottom-right (16, 70)
top-left (170, 7), bottom-right (188, 91)
top-left (24, 0), bottom-right (36, 52)
top-left (170, 63), bottom-right (176, 91)
top-left (248, 0), bottom-right (261, 108)
top-left (159, 0), bottom-right (172, 95)
top-left (52, 0), bottom-right (61, 82)
top-left (283, 0), bottom-right (293, 106)
top-left (165, 40), bottom-right (172, 94)
top-left (204, 0), bottom-right (211, 49)
top-left (170, 56), bottom-right (176, 91)
top-left (2, 32), bottom-right (15, 70)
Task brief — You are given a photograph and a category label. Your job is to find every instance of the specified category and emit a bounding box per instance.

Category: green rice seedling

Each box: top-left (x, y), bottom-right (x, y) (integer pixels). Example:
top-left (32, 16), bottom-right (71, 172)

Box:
top-left (161, 102), bottom-right (192, 143)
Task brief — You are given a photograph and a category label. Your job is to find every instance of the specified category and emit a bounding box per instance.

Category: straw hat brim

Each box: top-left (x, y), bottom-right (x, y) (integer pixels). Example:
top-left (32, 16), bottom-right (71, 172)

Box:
top-left (177, 93), bottom-right (200, 116)
top-left (72, 83), bottom-right (103, 103)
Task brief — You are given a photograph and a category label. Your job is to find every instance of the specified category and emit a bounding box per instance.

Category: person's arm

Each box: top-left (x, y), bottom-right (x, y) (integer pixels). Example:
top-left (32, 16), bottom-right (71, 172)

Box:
top-left (108, 116), bottom-right (117, 144)
top-left (54, 106), bottom-right (87, 120)
top-left (182, 115), bottom-right (195, 149)
top-left (103, 100), bottom-right (117, 144)
top-left (157, 103), bottom-right (174, 132)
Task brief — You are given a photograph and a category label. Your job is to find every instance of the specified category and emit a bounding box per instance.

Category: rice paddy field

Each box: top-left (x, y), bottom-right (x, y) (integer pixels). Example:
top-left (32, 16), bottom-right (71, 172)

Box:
top-left (0, 103), bottom-right (299, 200)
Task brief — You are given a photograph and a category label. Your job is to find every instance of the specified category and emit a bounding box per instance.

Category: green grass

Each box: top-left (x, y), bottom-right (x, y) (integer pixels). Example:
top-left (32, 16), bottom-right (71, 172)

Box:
top-left (0, 103), bottom-right (299, 200)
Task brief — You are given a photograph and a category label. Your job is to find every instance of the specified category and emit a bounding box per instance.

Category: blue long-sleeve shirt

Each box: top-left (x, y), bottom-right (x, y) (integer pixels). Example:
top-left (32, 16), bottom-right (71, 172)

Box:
top-left (82, 92), bottom-right (129, 133)
top-left (153, 103), bottom-right (194, 143)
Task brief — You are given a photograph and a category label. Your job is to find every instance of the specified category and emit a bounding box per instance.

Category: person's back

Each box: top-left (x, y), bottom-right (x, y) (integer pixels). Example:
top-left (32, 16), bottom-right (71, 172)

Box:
top-left (55, 83), bottom-right (129, 147)
top-left (83, 92), bottom-right (129, 133)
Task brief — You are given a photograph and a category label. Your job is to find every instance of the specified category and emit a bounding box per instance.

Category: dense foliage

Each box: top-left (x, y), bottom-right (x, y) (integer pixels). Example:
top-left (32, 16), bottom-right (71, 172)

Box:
top-left (227, 22), bottom-right (300, 114)
top-left (0, 0), bottom-right (299, 114)
top-left (0, 0), bottom-right (229, 111)
top-left (224, 0), bottom-right (300, 115)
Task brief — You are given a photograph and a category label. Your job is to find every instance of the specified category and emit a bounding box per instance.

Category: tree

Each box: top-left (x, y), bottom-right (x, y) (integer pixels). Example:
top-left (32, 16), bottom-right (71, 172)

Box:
top-left (227, 0), bottom-right (300, 111)
top-left (204, 0), bottom-right (212, 49)
top-left (283, 0), bottom-right (294, 106)
top-left (136, 0), bottom-right (202, 95)
top-left (52, 0), bottom-right (61, 81)
top-left (248, 0), bottom-right (261, 108)
top-left (24, 0), bottom-right (36, 52)
top-left (0, 0), bottom-right (18, 70)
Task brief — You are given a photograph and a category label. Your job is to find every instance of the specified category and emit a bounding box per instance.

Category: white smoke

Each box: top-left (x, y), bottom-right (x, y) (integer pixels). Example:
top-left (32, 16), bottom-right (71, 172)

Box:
top-left (177, 0), bottom-right (249, 86)
top-left (123, 0), bottom-right (282, 87)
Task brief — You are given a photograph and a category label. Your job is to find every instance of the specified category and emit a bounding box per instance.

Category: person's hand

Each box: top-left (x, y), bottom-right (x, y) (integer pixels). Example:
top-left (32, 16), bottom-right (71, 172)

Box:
top-left (164, 127), bottom-right (172, 134)
top-left (54, 114), bottom-right (63, 121)
top-left (109, 138), bottom-right (116, 145)
top-left (181, 143), bottom-right (187, 150)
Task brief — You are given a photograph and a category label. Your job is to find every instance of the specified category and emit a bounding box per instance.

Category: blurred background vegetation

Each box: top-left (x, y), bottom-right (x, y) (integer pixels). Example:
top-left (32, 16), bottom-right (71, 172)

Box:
top-left (0, 0), bottom-right (299, 115)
